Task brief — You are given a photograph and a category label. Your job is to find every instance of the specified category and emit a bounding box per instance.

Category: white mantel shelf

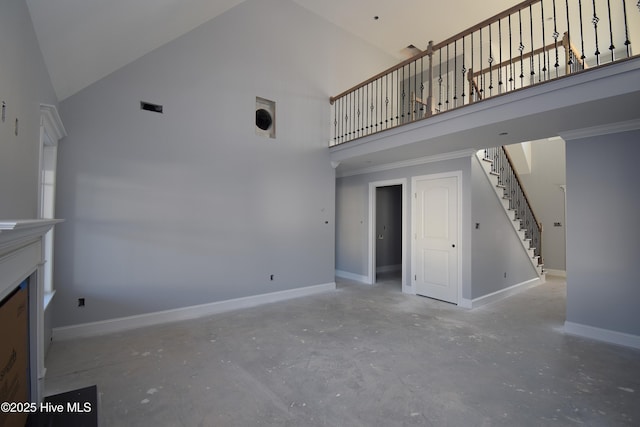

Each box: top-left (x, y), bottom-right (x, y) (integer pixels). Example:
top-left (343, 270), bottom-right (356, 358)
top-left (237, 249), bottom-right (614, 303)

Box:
top-left (0, 219), bottom-right (63, 253)
top-left (0, 218), bottom-right (63, 230)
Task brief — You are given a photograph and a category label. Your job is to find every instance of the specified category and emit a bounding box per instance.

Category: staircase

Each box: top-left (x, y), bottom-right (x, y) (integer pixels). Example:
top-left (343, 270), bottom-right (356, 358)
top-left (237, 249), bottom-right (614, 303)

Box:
top-left (476, 148), bottom-right (544, 278)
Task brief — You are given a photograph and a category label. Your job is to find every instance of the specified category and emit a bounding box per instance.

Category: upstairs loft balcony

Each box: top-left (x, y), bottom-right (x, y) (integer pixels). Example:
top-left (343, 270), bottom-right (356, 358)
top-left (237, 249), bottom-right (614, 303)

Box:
top-left (329, 0), bottom-right (640, 175)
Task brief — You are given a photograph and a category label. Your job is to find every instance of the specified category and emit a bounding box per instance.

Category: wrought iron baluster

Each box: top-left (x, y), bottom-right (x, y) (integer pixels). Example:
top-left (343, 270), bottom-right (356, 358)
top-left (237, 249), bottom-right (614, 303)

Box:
top-left (454, 40), bottom-right (459, 105)
top-left (379, 76), bottom-right (383, 128)
top-left (606, 0), bottom-right (615, 62)
top-left (365, 83), bottom-right (369, 133)
top-left (394, 70), bottom-right (400, 125)
top-left (519, 9), bottom-right (525, 85)
top-left (438, 48), bottom-right (443, 113)
top-left (578, 0), bottom-right (587, 61)
top-left (350, 91), bottom-right (354, 139)
top-left (372, 82), bottom-right (376, 133)
top-left (508, 15), bottom-right (514, 91)
top-left (402, 65), bottom-right (406, 121)
top-left (420, 55), bottom-right (425, 112)
top-left (566, 0), bottom-right (573, 69)
top-left (446, 44), bottom-right (451, 109)
top-left (480, 28), bottom-right (485, 95)
top-left (622, 0), bottom-right (631, 57)
top-left (333, 95), bottom-right (338, 144)
top-left (385, 74), bottom-right (389, 128)
top-left (355, 88), bottom-right (359, 138)
top-left (530, 4), bottom-right (535, 84)
top-left (374, 79), bottom-right (378, 131)
top-left (553, 0), bottom-right (560, 76)
top-left (479, 28), bottom-right (484, 96)
top-left (592, 0), bottom-right (601, 65)
top-left (461, 36), bottom-right (466, 103)
top-left (470, 32), bottom-right (475, 102)
top-left (498, 19), bottom-right (503, 92)
top-left (413, 59), bottom-right (418, 117)
top-left (488, 23), bottom-right (494, 96)
top-left (339, 96), bottom-right (344, 142)
top-left (354, 89), bottom-right (358, 138)
top-left (541, 0), bottom-right (548, 79)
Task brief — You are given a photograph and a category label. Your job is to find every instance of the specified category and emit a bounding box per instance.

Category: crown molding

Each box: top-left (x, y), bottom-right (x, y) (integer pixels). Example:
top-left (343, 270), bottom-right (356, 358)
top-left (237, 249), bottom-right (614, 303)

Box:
top-left (337, 149), bottom-right (476, 178)
top-left (559, 118), bottom-right (640, 141)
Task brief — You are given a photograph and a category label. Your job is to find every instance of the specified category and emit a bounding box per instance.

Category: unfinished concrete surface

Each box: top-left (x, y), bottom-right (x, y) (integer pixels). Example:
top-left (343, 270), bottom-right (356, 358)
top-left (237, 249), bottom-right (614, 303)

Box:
top-left (44, 275), bottom-right (640, 426)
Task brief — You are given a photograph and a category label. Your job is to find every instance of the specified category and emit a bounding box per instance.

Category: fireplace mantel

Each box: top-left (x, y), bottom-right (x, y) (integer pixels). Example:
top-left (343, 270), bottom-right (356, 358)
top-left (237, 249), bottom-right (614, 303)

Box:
top-left (0, 219), bottom-right (63, 253)
top-left (0, 218), bottom-right (63, 402)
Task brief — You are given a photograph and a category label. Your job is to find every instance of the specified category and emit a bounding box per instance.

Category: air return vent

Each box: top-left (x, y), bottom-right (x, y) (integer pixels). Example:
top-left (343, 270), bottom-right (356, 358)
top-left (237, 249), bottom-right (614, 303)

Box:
top-left (140, 101), bottom-right (163, 114)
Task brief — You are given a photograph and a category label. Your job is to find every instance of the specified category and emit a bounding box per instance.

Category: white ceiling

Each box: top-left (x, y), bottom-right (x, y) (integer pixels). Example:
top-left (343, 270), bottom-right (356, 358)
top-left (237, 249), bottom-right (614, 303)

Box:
top-left (26, 0), bottom-right (520, 101)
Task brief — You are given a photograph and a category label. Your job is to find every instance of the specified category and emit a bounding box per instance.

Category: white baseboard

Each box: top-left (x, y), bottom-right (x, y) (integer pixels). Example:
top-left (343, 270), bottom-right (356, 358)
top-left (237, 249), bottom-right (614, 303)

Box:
top-left (563, 321), bottom-right (640, 349)
top-left (335, 270), bottom-right (369, 283)
top-left (376, 264), bottom-right (402, 274)
top-left (53, 282), bottom-right (336, 341)
top-left (460, 277), bottom-right (542, 309)
top-left (545, 269), bottom-right (566, 278)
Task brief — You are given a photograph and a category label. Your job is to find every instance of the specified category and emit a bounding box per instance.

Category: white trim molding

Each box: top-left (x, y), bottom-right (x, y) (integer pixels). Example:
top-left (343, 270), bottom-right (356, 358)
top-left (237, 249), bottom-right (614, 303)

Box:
top-left (368, 179), bottom-right (408, 292)
top-left (559, 118), bottom-right (640, 141)
top-left (545, 269), bottom-right (566, 278)
top-left (460, 278), bottom-right (542, 309)
top-left (376, 264), bottom-right (402, 274)
top-left (337, 149), bottom-right (475, 178)
top-left (335, 270), bottom-right (368, 283)
top-left (564, 321), bottom-right (640, 350)
top-left (53, 282), bottom-right (336, 340)
top-left (39, 104), bottom-right (67, 145)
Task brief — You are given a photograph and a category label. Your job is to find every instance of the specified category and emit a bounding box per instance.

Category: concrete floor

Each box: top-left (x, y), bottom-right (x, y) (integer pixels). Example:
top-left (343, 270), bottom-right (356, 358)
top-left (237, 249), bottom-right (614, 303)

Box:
top-left (44, 275), bottom-right (640, 426)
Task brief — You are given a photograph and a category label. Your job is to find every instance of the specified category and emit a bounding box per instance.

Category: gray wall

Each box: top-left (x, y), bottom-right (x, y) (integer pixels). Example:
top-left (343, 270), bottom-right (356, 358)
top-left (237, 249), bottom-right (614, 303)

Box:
top-left (0, 0), bottom-right (57, 218)
top-left (335, 157), bottom-right (472, 298)
top-left (471, 157), bottom-right (538, 299)
top-left (375, 186), bottom-right (402, 271)
top-left (516, 139), bottom-right (567, 272)
top-left (565, 129), bottom-right (640, 336)
top-left (53, 0), bottom-right (396, 327)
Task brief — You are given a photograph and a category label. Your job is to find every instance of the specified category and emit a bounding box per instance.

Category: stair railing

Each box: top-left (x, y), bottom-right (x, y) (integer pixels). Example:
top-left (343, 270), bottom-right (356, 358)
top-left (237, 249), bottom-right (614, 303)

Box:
top-left (484, 146), bottom-right (543, 266)
top-left (330, 0), bottom-right (639, 146)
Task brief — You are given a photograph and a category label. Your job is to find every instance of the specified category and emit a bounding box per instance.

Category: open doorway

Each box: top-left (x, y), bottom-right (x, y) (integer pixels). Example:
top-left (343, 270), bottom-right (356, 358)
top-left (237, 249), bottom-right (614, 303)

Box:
top-left (368, 179), bottom-right (408, 292)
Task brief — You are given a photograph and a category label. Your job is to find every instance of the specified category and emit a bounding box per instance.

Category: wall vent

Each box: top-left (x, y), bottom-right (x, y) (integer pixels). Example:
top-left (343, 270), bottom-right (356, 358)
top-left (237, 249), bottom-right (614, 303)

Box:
top-left (140, 101), bottom-right (163, 114)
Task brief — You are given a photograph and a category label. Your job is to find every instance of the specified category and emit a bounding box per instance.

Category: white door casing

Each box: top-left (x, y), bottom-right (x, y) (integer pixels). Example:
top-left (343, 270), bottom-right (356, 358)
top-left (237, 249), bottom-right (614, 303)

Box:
top-left (412, 173), bottom-right (460, 304)
top-left (368, 179), bottom-right (408, 292)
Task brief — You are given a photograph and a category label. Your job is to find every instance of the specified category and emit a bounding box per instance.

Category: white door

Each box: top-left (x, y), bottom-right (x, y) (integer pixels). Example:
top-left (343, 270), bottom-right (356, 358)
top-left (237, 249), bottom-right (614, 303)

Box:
top-left (413, 175), bottom-right (458, 303)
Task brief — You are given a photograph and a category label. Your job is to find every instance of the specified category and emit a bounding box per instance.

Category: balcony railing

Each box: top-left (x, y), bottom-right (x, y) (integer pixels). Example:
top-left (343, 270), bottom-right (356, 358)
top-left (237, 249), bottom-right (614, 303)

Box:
top-left (330, 0), bottom-right (640, 146)
top-left (484, 147), bottom-right (544, 266)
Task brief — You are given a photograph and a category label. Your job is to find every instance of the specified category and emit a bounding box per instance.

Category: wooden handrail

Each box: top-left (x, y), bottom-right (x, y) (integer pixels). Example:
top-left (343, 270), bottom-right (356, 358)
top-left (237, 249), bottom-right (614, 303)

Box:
top-left (503, 146), bottom-right (542, 231)
top-left (432, 0), bottom-right (541, 51)
top-left (330, 0), bottom-right (542, 104)
top-left (562, 32), bottom-right (588, 70)
top-left (330, 43), bottom-right (433, 104)
top-left (470, 41), bottom-right (558, 79)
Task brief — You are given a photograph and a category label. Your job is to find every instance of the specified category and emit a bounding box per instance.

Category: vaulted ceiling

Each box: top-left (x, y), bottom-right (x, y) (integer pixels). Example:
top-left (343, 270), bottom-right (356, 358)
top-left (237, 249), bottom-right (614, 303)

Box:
top-left (25, 0), bottom-right (519, 101)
